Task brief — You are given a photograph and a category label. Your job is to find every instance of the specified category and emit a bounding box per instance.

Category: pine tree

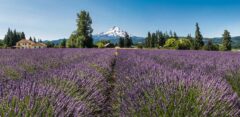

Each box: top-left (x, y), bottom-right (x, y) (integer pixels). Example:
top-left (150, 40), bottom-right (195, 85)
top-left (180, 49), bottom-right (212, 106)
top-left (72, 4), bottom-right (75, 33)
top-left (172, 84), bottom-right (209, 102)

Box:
top-left (222, 30), bottom-right (231, 51)
top-left (173, 32), bottom-right (178, 39)
top-left (29, 37), bottom-right (32, 41)
top-left (77, 11), bottom-right (93, 48)
top-left (119, 37), bottom-right (124, 48)
top-left (158, 31), bottom-right (165, 47)
top-left (124, 33), bottom-right (132, 48)
top-left (67, 11), bottom-right (93, 48)
top-left (20, 32), bottom-right (26, 39)
top-left (60, 39), bottom-right (67, 48)
top-left (3, 28), bottom-right (25, 47)
top-left (3, 28), bottom-right (23, 47)
top-left (4, 28), bottom-right (12, 47)
top-left (39, 39), bottom-right (42, 43)
top-left (151, 33), bottom-right (156, 48)
top-left (164, 31), bottom-right (169, 40)
top-left (194, 23), bottom-right (204, 49)
top-left (145, 32), bottom-right (152, 48)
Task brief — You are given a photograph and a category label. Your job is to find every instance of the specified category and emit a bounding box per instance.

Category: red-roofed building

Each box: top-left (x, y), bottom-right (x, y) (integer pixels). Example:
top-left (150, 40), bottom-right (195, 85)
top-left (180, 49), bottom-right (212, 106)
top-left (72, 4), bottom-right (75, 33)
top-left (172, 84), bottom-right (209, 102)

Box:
top-left (16, 39), bottom-right (47, 49)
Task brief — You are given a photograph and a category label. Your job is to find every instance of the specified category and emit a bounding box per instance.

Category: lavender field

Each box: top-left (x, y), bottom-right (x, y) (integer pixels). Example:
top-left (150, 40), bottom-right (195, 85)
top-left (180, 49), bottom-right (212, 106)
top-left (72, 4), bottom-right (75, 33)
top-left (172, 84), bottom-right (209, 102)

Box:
top-left (0, 49), bottom-right (240, 116)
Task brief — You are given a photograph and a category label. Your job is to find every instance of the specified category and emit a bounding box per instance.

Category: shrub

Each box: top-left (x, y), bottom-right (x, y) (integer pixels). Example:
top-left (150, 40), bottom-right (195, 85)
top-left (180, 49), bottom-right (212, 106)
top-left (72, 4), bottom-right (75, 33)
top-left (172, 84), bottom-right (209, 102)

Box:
top-left (177, 39), bottom-right (191, 50)
top-left (164, 38), bottom-right (178, 49)
top-left (164, 38), bottom-right (192, 50)
top-left (96, 42), bottom-right (105, 48)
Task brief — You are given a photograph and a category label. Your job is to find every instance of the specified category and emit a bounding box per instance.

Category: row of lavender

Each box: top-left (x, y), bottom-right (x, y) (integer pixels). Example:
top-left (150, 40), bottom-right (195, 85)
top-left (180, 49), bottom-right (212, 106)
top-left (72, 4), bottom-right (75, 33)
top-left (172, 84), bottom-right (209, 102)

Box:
top-left (114, 50), bottom-right (240, 116)
top-left (0, 49), bottom-right (240, 116)
top-left (0, 49), bottom-right (116, 116)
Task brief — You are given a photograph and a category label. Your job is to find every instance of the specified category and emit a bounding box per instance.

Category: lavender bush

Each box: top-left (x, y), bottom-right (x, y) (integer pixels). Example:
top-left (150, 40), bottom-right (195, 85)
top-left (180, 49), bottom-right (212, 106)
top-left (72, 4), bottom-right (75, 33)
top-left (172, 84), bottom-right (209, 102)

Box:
top-left (0, 48), bottom-right (240, 116)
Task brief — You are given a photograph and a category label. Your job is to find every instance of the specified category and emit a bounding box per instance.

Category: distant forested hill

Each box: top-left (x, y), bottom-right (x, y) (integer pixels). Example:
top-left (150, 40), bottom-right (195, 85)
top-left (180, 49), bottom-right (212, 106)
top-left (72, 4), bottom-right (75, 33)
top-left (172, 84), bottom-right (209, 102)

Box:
top-left (204, 36), bottom-right (240, 48)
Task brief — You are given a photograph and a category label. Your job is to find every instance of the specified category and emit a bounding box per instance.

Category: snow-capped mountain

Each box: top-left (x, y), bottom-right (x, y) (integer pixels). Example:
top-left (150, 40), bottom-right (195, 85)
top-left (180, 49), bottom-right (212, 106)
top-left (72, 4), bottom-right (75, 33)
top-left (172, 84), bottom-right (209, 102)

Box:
top-left (98, 26), bottom-right (127, 37)
top-left (93, 26), bottom-right (145, 44)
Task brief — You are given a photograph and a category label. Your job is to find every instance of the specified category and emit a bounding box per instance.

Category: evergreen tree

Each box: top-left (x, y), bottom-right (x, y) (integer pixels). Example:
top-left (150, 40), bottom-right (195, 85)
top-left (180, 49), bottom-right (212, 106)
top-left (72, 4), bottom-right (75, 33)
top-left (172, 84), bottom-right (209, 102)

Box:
top-left (20, 32), bottom-right (25, 39)
top-left (45, 41), bottom-right (55, 48)
top-left (145, 32), bottom-right (152, 48)
top-left (164, 31), bottom-right (170, 40)
top-left (151, 33), bottom-right (156, 48)
top-left (39, 39), bottom-right (42, 43)
top-left (12, 30), bottom-right (18, 46)
top-left (67, 32), bottom-right (77, 48)
top-left (194, 23), bottom-right (204, 49)
top-left (0, 40), bottom-right (4, 47)
top-left (60, 39), bottom-right (67, 48)
top-left (29, 37), bottom-right (33, 41)
top-left (77, 11), bottom-right (93, 48)
top-left (3, 28), bottom-right (24, 47)
top-left (119, 37), bottom-right (124, 48)
top-left (158, 31), bottom-right (165, 47)
top-left (206, 39), bottom-right (213, 51)
top-left (67, 11), bottom-right (93, 48)
top-left (222, 30), bottom-right (231, 51)
top-left (173, 32), bottom-right (178, 39)
top-left (124, 33), bottom-right (132, 48)
top-left (4, 28), bottom-right (12, 47)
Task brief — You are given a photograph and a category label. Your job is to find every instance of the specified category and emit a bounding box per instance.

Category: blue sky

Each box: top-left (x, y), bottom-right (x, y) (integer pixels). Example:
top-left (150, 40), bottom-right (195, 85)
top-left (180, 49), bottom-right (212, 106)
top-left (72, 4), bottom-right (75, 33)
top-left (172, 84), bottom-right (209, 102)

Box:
top-left (0, 0), bottom-right (240, 40)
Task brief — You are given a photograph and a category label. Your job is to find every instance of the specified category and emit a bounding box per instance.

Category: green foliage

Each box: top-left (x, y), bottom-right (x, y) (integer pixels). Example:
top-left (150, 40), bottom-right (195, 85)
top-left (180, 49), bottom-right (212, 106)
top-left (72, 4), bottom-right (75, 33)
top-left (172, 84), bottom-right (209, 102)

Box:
top-left (145, 31), bottom-right (170, 48)
top-left (119, 37), bottom-right (124, 48)
top-left (33, 37), bottom-right (36, 43)
top-left (0, 96), bottom-right (54, 116)
top-left (4, 67), bottom-right (21, 80)
top-left (177, 38), bottom-right (192, 50)
top-left (42, 77), bottom-right (85, 99)
top-left (225, 71), bottom-right (240, 97)
top-left (145, 32), bottom-right (152, 48)
top-left (67, 10), bottom-right (93, 48)
top-left (150, 33), bottom-right (157, 48)
top-left (124, 33), bottom-right (132, 48)
top-left (157, 31), bottom-right (166, 47)
top-left (164, 38), bottom-right (192, 50)
top-left (96, 40), bottom-right (112, 48)
top-left (3, 28), bottom-right (25, 47)
top-left (96, 42), bottom-right (105, 48)
top-left (21, 63), bottom-right (37, 74)
top-left (136, 43), bottom-right (143, 49)
top-left (194, 23), bottom-right (204, 50)
top-left (67, 32), bottom-right (77, 48)
top-left (203, 40), bottom-right (219, 51)
top-left (222, 30), bottom-right (232, 51)
top-left (0, 40), bottom-right (4, 48)
top-left (118, 33), bottom-right (132, 48)
top-left (164, 38), bottom-right (178, 49)
top-left (173, 32), bottom-right (178, 39)
top-left (45, 41), bottom-right (55, 48)
top-left (131, 85), bottom-right (201, 117)
top-left (60, 39), bottom-right (67, 48)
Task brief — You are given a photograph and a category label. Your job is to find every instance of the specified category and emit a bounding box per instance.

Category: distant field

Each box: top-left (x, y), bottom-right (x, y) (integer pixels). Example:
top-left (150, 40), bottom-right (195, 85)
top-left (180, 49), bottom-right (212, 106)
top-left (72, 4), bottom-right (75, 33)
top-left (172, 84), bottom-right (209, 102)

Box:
top-left (0, 49), bottom-right (240, 116)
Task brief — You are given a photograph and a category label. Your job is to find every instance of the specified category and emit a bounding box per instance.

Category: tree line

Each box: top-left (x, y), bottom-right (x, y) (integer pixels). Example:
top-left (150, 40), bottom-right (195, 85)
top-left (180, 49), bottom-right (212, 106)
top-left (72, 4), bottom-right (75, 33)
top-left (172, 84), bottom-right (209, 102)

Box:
top-left (0, 28), bottom-right (46, 48)
top-left (145, 23), bottom-right (232, 51)
top-left (3, 28), bottom-right (25, 47)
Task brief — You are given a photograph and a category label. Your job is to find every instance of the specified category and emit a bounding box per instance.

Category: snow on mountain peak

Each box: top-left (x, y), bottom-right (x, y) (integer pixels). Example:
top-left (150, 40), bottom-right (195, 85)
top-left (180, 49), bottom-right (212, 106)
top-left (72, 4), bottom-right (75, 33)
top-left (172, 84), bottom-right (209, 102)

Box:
top-left (99, 26), bottom-right (127, 37)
